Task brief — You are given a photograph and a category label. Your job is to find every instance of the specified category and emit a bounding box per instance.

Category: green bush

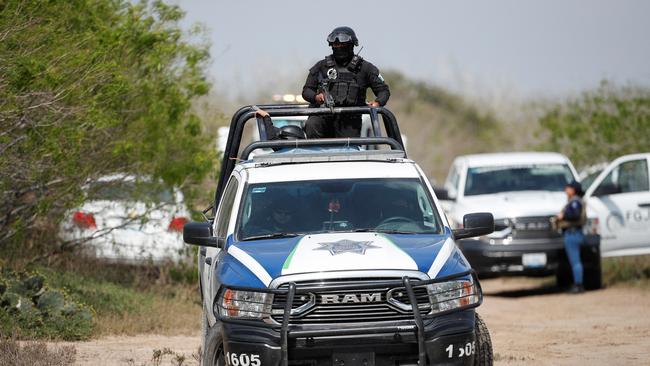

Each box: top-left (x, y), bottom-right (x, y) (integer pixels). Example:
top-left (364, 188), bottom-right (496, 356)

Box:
top-left (538, 81), bottom-right (650, 168)
top-left (35, 264), bottom-right (200, 336)
top-left (0, 0), bottom-right (216, 265)
top-left (0, 269), bottom-right (94, 340)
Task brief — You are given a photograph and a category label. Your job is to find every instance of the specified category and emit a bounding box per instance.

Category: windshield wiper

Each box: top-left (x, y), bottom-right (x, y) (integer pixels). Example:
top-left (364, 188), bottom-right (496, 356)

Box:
top-left (241, 232), bottom-right (300, 241)
top-left (353, 228), bottom-right (419, 235)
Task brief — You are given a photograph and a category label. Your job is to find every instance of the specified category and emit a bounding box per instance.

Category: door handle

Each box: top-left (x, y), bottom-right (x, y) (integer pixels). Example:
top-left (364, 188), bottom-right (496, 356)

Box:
top-left (205, 257), bottom-right (212, 266)
top-left (638, 203), bottom-right (650, 208)
top-left (200, 247), bottom-right (206, 256)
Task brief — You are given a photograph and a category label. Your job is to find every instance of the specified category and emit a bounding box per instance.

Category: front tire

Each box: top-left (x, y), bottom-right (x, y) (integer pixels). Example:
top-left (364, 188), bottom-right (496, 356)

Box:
top-left (582, 245), bottom-right (602, 290)
top-left (202, 317), bottom-right (225, 366)
top-left (556, 264), bottom-right (572, 289)
top-left (473, 313), bottom-right (493, 366)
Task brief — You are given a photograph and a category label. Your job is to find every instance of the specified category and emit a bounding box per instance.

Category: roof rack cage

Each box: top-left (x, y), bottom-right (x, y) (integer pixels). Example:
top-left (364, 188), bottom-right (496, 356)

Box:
top-left (240, 137), bottom-right (403, 161)
top-left (215, 105), bottom-right (405, 213)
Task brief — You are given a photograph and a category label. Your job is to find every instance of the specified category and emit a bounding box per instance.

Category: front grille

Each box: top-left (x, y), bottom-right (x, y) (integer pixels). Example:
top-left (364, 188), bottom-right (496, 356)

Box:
top-left (509, 216), bottom-right (560, 239)
top-left (271, 278), bottom-right (430, 325)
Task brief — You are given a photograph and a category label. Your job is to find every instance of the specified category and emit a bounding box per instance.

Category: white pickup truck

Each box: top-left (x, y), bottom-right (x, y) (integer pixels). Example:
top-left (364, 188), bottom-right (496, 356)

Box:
top-left (437, 152), bottom-right (602, 289)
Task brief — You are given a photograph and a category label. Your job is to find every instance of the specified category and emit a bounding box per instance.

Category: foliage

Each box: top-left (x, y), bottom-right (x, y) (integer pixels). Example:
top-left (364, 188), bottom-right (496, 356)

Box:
top-left (38, 263), bottom-right (200, 336)
top-left (0, 262), bottom-right (200, 340)
top-left (0, 268), bottom-right (94, 340)
top-left (0, 0), bottom-right (216, 265)
top-left (538, 81), bottom-right (650, 168)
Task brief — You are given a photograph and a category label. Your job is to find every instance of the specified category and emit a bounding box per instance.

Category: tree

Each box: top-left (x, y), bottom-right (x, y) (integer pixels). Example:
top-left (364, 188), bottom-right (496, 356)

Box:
top-left (0, 0), bottom-right (215, 265)
top-left (539, 82), bottom-right (650, 168)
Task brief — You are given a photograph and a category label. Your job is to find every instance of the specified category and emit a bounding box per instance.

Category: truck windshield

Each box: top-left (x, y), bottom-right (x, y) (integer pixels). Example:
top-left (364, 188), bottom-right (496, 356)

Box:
top-left (237, 178), bottom-right (443, 240)
top-left (464, 164), bottom-right (574, 196)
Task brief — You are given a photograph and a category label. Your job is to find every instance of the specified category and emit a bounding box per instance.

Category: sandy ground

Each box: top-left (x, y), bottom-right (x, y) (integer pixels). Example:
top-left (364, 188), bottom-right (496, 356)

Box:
top-left (480, 278), bottom-right (650, 365)
top-left (56, 278), bottom-right (650, 366)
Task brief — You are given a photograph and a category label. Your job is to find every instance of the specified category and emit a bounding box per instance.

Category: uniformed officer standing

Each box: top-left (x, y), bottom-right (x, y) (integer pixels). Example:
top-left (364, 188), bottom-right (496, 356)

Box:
top-left (302, 26), bottom-right (390, 138)
top-left (555, 180), bottom-right (587, 294)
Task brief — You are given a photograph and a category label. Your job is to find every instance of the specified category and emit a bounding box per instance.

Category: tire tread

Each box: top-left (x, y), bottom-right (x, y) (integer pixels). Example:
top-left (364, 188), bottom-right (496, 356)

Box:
top-left (474, 313), bottom-right (493, 366)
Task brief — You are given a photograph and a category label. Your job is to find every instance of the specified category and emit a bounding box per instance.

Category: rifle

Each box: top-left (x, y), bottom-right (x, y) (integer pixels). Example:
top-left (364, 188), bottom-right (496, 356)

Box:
top-left (318, 79), bottom-right (335, 113)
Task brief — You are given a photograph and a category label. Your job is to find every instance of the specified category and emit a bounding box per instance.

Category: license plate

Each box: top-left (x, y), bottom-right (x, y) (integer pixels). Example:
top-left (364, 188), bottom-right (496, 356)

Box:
top-left (522, 253), bottom-right (547, 268)
top-left (333, 352), bottom-right (374, 366)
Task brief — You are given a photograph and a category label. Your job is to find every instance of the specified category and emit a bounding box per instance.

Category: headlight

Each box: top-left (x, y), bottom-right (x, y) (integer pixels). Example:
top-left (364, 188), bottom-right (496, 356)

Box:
top-left (215, 289), bottom-right (274, 319)
top-left (388, 278), bottom-right (481, 314)
top-left (428, 279), bottom-right (479, 313)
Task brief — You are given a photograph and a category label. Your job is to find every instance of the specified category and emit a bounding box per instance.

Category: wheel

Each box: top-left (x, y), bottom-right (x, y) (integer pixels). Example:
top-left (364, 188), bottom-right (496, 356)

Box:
top-left (200, 308), bottom-right (209, 354)
top-left (582, 245), bottom-right (602, 290)
top-left (555, 265), bottom-right (572, 289)
top-left (583, 261), bottom-right (602, 290)
top-left (473, 313), bottom-right (493, 366)
top-left (201, 317), bottom-right (225, 366)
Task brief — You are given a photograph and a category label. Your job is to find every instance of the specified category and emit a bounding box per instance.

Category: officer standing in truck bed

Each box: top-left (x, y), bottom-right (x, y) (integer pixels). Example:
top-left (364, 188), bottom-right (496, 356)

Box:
top-left (302, 26), bottom-right (390, 138)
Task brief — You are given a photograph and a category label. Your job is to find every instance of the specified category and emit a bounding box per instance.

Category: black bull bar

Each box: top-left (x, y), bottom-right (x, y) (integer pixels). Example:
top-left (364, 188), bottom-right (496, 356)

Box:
top-left (215, 270), bottom-right (483, 366)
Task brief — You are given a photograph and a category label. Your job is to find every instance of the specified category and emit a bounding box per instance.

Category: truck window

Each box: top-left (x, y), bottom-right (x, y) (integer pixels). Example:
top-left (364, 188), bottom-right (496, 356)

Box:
top-left (237, 178), bottom-right (444, 240)
top-left (216, 178), bottom-right (239, 239)
top-left (464, 164), bottom-right (574, 196)
top-left (597, 159), bottom-right (649, 195)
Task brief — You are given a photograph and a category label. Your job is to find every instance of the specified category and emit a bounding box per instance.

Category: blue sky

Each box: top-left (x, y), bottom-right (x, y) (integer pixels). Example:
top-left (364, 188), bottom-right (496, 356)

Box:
top-left (178, 0), bottom-right (650, 99)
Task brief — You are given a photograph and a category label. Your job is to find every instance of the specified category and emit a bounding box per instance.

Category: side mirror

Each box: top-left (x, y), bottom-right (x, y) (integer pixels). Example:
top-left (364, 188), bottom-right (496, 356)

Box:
top-left (183, 221), bottom-right (222, 248)
top-left (453, 212), bottom-right (494, 240)
top-left (433, 186), bottom-right (451, 201)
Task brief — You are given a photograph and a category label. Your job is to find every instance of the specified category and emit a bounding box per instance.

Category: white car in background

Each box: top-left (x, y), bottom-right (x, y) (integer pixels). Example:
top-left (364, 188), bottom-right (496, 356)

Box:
top-left (59, 175), bottom-right (190, 263)
top-left (583, 153), bottom-right (650, 257)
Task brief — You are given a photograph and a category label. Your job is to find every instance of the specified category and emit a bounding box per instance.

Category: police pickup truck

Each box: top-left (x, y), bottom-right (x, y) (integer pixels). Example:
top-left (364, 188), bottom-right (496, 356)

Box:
top-left (184, 105), bottom-right (495, 366)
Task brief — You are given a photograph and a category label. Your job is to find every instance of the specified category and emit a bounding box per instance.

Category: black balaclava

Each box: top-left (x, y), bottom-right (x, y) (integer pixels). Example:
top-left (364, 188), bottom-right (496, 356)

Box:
top-left (332, 43), bottom-right (354, 64)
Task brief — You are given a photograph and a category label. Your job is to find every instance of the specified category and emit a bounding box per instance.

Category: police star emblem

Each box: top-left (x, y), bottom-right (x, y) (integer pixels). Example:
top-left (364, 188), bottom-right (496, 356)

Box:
top-left (315, 239), bottom-right (378, 255)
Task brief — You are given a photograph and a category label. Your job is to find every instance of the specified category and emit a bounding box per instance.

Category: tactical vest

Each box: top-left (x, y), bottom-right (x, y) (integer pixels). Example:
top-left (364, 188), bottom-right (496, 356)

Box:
top-left (557, 196), bottom-right (587, 230)
top-left (320, 55), bottom-right (363, 106)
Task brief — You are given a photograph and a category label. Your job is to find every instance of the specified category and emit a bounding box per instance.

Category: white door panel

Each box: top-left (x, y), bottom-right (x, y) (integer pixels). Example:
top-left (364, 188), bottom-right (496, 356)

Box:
top-left (587, 157), bottom-right (650, 255)
top-left (590, 192), bottom-right (650, 254)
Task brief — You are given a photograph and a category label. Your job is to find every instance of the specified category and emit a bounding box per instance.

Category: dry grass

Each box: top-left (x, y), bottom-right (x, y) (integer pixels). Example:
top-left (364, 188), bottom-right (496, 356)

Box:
top-left (603, 255), bottom-right (650, 288)
top-left (0, 339), bottom-right (76, 366)
top-left (123, 347), bottom-right (201, 366)
top-left (94, 285), bottom-right (201, 336)
top-left (39, 261), bottom-right (202, 338)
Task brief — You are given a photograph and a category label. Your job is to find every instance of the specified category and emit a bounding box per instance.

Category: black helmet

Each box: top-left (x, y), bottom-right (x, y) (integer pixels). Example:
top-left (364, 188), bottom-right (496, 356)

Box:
top-left (327, 26), bottom-right (358, 46)
top-left (279, 125), bottom-right (306, 140)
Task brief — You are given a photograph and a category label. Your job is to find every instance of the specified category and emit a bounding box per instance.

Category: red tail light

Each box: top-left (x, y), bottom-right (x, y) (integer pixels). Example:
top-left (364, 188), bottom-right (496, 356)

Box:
top-left (73, 211), bottom-right (97, 230)
top-left (168, 216), bottom-right (188, 232)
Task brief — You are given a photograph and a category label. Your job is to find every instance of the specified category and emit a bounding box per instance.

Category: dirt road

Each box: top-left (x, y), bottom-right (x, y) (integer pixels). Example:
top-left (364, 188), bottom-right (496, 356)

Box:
top-left (480, 278), bottom-right (650, 365)
top-left (65, 278), bottom-right (650, 365)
